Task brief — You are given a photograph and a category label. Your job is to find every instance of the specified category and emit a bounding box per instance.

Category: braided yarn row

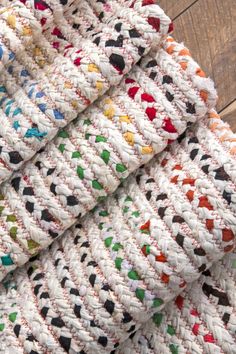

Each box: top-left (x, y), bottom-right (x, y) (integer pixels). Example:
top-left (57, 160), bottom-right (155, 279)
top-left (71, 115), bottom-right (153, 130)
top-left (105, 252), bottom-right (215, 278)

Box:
top-left (119, 238), bottom-right (236, 354)
top-left (0, 35), bottom-right (217, 281)
top-left (0, 0), bottom-right (172, 183)
top-left (0, 110), bottom-right (235, 353)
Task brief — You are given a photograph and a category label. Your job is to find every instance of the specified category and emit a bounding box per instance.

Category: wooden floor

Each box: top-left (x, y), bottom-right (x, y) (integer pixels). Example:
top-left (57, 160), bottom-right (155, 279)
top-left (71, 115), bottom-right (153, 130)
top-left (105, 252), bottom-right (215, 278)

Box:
top-left (159, 0), bottom-right (236, 131)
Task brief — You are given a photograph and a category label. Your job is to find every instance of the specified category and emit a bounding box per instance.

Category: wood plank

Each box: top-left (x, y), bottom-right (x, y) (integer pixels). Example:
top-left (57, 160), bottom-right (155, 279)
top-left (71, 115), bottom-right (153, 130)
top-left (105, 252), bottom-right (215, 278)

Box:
top-left (172, 0), bottom-right (236, 112)
top-left (220, 100), bottom-right (236, 132)
top-left (158, 0), bottom-right (196, 19)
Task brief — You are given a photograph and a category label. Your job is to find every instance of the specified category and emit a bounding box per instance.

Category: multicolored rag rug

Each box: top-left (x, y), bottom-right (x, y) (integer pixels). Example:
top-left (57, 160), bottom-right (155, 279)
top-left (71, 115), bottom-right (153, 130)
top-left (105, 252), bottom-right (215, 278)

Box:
top-left (0, 110), bottom-right (235, 353)
top-left (0, 0), bottom-right (171, 183)
top-left (0, 1), bottom-right (235, 354)
top-left (0, 32), bottom-right (217, 281)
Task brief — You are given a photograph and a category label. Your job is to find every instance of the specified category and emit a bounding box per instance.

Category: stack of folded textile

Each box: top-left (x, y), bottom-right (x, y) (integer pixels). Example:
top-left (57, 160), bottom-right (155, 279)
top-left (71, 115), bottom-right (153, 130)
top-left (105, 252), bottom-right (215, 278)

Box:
top-left (0, 1), bottom-right (235, 353)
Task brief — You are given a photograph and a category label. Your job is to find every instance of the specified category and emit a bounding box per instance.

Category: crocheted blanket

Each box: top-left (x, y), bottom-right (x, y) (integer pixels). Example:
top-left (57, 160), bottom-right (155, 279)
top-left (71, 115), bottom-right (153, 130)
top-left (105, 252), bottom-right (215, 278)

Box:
top-left (0, 1), bottom-right (235, 354)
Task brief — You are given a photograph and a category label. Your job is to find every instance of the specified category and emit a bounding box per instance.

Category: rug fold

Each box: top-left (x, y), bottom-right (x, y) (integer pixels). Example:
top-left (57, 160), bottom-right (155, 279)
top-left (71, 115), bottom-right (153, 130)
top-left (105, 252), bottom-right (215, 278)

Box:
top-left (0, 111), bottom-right (235, 353)
top-left (0, 2), bottom-right (235, 354)
top-left (0, 0), bottom-right (172, 183)
top-left (0, 35), bottom-right (217, 282)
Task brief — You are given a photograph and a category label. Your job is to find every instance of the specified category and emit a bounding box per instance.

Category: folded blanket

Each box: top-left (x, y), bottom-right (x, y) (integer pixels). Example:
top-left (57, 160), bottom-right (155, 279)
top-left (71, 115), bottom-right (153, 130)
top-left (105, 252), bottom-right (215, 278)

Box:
top-left (0, 110), bottom-right (235, 353)
top-left (0, 35), bottom-right (217, 282)
top-left (0, 0), bottom-right (172, 183)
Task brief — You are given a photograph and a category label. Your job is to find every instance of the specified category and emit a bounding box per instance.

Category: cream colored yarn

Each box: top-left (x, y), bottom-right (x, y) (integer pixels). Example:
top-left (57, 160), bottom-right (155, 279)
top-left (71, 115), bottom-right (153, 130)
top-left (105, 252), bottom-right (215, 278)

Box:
top-left (0, 110), bottom-right (235, 353)
top-left (0, 35), bottom-right (217, 281)
top-left (0, 0), bottom-right (172, 183)
top-left (0, 2), bottom-right (235, 354)
top-left (118, 249), bottom-right (236, 354)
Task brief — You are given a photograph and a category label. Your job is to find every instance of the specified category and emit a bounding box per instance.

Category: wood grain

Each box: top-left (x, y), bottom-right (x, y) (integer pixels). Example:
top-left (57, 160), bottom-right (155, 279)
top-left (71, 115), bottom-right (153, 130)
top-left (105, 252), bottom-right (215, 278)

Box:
top-left (220, 100), bottom-right (236, 132)
top-left (169, 0), bottom-right (236, 113)
top-left (157, 0), bottom-right (196, 19)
